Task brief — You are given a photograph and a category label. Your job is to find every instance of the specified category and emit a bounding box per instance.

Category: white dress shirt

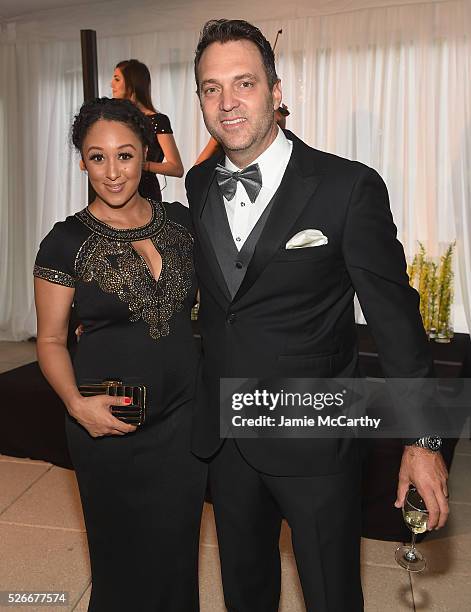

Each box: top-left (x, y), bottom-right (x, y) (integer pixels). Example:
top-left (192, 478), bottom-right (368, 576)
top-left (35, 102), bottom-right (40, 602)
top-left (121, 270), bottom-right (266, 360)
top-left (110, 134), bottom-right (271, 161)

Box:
top-left (223, 128), bottom-right (293, 250)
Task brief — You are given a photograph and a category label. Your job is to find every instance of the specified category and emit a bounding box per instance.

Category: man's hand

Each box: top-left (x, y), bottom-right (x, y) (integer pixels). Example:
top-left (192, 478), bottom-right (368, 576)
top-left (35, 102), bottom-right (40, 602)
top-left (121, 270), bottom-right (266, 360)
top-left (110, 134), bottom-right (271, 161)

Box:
top-left (395, 445), bottom-right (449, 530)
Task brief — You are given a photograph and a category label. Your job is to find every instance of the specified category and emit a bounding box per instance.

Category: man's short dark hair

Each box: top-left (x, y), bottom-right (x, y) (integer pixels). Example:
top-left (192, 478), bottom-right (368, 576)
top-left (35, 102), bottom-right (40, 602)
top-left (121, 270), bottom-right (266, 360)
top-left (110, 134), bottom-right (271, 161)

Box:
top-left (194, 19), bottom-right (279, 93)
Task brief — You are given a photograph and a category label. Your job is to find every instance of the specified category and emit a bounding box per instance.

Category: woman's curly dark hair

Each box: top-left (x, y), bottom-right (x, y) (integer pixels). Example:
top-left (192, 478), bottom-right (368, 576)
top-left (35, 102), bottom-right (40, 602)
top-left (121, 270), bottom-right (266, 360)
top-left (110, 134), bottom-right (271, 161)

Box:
top-left (71, 97), bottom-right (154, 153)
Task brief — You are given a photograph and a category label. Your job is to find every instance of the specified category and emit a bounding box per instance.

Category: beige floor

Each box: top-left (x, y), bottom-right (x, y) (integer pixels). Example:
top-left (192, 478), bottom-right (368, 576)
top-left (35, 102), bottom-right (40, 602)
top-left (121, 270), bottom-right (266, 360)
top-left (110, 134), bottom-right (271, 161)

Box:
top-left (1, 341), bottom-right (470, 611)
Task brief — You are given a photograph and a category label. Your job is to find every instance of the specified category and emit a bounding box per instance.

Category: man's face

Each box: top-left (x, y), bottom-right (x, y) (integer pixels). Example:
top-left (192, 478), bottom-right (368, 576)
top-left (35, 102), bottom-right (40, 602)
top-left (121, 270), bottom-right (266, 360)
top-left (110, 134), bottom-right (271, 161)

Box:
top-left (197, 40), bottom-right (282, 166)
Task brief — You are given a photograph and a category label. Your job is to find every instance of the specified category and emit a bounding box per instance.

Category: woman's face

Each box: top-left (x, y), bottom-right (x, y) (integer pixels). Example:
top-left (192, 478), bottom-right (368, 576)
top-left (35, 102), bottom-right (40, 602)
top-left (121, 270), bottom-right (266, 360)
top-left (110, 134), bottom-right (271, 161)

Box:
top-left (111, 68), bottom-right (127, 99)
top-left (81, 119), bottom-right (145, 208)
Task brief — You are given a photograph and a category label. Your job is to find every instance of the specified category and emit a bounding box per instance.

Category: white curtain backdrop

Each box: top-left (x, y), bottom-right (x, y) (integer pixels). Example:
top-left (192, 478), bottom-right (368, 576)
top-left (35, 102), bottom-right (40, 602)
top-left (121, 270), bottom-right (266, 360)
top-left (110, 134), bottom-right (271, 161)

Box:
top-left (0, 0), bottom-right (470, 339)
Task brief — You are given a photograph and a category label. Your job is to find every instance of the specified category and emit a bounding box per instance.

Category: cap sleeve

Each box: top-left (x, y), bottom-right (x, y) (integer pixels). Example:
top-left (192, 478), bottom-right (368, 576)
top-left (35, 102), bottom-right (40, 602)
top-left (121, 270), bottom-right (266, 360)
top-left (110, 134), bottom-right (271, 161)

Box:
top-left (153, 113), bottom-right (173, 135)
top-left (34, 220), bottom-right (77, 288)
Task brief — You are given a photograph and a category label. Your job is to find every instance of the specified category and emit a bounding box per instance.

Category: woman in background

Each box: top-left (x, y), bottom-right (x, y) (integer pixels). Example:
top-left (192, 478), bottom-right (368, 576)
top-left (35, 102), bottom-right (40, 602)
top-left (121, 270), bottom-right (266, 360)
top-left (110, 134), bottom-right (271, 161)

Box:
top-left (112, 59), bottom-right (183, 200)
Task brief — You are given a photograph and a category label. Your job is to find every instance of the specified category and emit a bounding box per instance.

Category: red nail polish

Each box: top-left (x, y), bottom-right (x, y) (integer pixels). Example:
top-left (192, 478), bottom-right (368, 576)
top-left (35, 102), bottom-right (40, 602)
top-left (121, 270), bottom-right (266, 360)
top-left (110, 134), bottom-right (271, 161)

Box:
top-left (124, 397), bottom-right (132, 404)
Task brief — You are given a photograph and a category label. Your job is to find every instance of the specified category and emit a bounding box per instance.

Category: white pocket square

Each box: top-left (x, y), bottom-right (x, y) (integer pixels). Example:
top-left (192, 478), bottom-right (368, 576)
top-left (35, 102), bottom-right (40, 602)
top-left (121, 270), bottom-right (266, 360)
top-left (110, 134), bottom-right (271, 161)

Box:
top-left (285, 229), bottom-right (328, 249)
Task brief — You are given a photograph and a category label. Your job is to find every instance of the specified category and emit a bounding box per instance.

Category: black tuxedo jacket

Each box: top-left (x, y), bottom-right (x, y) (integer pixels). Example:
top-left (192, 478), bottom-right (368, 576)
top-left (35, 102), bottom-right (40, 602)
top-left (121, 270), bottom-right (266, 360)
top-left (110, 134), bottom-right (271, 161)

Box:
top-left (185, 130), bottom-right (432, 476)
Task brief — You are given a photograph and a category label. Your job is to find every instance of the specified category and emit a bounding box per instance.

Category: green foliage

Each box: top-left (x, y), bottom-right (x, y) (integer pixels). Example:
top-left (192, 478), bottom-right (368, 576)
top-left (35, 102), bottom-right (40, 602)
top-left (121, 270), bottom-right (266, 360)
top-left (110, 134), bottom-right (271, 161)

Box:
top-left (407, 242), bottom-right (455, 341)
top-left (436, 242), bottom-right (455, 337)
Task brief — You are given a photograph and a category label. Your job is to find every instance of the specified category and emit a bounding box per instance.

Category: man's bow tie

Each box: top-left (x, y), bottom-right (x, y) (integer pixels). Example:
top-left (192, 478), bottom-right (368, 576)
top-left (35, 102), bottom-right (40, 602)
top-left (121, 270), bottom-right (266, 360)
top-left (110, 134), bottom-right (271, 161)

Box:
top-left (215, 163), bottom-right (263, 203)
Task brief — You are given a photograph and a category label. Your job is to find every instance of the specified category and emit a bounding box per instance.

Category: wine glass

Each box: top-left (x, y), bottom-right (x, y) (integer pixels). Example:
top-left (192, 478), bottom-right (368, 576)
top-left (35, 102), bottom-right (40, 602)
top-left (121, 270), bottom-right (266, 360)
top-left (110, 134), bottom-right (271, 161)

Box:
top-left (395, 487), bottom-right (429, 572)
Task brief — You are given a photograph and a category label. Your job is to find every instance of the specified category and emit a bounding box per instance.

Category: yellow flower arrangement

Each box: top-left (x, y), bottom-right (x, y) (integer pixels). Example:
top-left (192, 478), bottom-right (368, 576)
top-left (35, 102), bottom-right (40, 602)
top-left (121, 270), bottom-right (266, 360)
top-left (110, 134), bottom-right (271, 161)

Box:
top-left (407, 241), bottom-right (455, 342)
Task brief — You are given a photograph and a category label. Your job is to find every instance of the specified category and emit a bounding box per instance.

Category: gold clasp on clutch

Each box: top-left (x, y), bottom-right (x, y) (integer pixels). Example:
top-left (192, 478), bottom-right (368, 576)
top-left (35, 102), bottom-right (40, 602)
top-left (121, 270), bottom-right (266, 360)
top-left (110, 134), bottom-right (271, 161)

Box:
top-left (103, 380), bottom-right (123, 387)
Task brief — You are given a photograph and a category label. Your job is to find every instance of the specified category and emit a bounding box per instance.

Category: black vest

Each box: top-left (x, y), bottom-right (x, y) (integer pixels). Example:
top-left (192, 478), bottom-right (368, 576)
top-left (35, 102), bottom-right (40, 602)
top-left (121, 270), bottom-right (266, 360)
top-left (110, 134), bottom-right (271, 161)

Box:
top-left (201, 177), bottom-right (277, 299)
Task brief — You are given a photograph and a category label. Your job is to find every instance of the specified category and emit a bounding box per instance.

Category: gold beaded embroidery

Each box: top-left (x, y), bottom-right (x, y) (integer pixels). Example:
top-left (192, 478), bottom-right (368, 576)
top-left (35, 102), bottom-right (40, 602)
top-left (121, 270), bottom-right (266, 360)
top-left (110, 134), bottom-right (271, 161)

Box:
top-left (74, 202), bottom-right (194, 340)
top-left (33, 265), bottom-right (75, 288)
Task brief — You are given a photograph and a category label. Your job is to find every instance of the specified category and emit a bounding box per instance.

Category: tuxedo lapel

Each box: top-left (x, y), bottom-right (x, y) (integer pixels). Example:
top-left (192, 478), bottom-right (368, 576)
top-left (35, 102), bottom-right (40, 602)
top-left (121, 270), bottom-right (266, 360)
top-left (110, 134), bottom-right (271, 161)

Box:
top-left (192, 157), bottom-right (232, 304)
top-left (233, 134), bottom-right (324, 303)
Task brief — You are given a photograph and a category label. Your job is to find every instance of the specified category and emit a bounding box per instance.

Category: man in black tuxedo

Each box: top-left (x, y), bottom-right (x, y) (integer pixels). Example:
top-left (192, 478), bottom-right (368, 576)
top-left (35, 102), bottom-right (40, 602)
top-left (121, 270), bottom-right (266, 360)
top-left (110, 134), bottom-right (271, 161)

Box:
top-left (186, 19), bottom-right (449, 611)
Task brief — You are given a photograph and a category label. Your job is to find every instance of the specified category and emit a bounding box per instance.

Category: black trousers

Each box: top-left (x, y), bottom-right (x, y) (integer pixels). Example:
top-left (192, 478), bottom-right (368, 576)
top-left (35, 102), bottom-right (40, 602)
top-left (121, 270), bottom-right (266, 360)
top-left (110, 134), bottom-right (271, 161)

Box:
top-left (208, 439), bottom-right (364, 612)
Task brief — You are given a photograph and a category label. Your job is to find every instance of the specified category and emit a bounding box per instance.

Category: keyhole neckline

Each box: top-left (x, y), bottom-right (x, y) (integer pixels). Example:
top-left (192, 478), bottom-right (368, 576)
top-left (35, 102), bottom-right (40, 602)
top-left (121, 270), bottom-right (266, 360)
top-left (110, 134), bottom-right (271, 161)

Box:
top-left (131, 239), bottom-right (164, 283)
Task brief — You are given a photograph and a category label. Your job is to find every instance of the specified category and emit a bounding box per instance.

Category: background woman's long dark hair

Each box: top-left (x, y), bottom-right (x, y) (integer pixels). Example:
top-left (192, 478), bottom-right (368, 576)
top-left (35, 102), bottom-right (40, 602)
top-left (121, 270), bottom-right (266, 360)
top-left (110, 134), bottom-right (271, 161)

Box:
top-left (116, 59), bottom-right (157, 113)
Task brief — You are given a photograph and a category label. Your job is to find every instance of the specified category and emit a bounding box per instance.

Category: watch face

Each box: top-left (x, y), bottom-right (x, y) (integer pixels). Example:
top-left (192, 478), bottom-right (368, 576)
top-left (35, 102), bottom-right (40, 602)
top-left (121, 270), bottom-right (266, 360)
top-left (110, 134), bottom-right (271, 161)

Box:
top-left (427, 436), bottom-right (442, 451)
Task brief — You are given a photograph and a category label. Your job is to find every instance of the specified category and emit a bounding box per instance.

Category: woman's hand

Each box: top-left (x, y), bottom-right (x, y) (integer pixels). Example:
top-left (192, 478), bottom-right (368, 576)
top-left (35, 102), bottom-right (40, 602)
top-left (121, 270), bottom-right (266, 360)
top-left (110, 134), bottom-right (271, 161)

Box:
top-left (68, 394), bottom-right (138, 438)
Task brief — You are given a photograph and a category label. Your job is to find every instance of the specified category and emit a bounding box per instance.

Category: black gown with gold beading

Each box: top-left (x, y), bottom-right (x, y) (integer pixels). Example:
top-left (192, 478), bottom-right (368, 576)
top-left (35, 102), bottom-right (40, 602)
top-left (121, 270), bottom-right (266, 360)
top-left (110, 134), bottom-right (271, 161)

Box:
top-left (34, 199), bottom-right (207, 612)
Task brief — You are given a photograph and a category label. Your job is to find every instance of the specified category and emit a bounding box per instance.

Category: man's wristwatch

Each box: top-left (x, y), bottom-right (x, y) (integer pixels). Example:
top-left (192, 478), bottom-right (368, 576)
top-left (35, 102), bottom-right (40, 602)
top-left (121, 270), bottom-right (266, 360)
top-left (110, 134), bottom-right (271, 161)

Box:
top-left (414, 436), bottom-right (442, 452)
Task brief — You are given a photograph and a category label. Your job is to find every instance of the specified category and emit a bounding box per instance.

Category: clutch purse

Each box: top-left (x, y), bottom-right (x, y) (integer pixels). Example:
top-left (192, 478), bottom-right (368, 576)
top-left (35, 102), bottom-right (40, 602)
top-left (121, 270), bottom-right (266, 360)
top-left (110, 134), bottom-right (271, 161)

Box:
top-left (78, 379), bottom-right (146, 426)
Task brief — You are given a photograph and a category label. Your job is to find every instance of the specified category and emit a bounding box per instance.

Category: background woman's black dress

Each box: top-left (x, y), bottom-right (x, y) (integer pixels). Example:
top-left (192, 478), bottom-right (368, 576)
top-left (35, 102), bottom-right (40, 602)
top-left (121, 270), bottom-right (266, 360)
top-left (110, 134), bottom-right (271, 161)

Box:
top-left (139, 113), bottom-right (173, 201)
top-left (34, 200), bottom-right (206, 612)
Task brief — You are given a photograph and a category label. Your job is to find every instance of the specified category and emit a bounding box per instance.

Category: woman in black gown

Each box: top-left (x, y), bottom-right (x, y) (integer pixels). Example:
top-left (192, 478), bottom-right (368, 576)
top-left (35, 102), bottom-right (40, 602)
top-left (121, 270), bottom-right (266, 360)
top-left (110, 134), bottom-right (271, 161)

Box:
top-left (34, 98), bottom-right (206, 611)
top-left (111, 59), bottom-right (184, 200)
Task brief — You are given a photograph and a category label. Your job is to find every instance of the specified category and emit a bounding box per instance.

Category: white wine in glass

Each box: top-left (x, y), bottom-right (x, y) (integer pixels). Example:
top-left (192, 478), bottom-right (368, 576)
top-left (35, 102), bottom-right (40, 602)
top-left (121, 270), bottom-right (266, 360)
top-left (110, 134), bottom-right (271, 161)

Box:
top-left (395, 487), bottom-right (428, 572)
top-left (404, 510), bottom-right (428, 534)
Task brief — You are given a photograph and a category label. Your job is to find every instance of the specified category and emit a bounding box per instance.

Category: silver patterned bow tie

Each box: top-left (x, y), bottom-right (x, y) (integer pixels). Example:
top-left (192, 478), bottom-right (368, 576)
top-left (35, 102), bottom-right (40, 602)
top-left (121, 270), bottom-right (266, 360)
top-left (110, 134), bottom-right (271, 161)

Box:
top-left (215, 163), bottom-right (263, 203)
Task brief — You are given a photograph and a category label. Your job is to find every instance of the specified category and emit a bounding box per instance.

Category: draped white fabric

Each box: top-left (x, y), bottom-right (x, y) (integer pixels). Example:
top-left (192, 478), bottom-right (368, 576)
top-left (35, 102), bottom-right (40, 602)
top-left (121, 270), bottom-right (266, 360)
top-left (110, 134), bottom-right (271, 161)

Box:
top-left (0, 0), bottom-right (470, 339)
